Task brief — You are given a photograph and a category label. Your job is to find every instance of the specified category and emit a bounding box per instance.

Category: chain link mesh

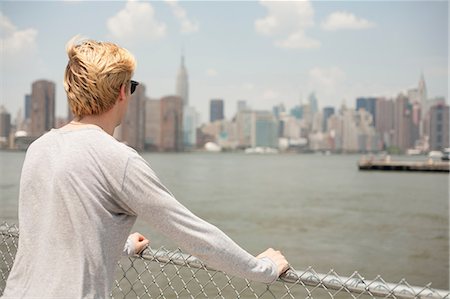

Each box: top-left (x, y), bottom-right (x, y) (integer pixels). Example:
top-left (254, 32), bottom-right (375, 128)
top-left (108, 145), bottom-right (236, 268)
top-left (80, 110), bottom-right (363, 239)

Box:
top-left (1, 222), bottom-right (448, 298)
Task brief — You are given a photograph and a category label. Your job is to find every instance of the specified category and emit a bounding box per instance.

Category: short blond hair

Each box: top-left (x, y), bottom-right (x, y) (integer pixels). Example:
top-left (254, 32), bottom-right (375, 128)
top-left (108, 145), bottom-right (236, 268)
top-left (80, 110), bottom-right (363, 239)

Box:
top-left (64, 36), bottom-right (136, 118)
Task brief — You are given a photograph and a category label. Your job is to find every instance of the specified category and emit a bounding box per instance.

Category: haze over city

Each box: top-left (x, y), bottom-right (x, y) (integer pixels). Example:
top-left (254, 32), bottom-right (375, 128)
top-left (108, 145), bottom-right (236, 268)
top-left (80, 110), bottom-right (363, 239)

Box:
top-left (0, 1), bottom-right (448, 123)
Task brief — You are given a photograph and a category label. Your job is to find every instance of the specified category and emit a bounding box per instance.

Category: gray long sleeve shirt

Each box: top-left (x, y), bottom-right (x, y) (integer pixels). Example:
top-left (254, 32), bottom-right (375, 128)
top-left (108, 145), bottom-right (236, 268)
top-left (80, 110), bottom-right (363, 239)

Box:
top-left (3, 126), bottom-right (277, 298)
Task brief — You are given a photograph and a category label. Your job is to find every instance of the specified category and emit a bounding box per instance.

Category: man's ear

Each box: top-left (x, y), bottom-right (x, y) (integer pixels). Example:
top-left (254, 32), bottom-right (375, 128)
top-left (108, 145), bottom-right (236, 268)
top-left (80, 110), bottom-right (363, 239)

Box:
top-left (118, 84), bottom-right (127, 102)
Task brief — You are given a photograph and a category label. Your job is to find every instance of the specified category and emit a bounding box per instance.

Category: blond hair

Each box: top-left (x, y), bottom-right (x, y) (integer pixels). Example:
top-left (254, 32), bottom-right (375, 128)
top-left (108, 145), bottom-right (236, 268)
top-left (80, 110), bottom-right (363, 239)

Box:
top-left (64, 36), bottom-right (136, 118)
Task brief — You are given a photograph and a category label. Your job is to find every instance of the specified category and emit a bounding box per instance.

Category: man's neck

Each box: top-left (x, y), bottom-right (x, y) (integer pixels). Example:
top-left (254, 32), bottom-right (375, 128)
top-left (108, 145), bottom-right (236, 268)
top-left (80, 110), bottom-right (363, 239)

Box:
top-left (73, 115), bottom-right (116, 136)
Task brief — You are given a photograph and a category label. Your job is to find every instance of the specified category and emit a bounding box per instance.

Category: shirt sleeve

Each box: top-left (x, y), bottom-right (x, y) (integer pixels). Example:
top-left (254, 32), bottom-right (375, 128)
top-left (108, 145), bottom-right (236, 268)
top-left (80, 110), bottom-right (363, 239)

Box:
top-left (122, 235), bottom-right (135, 257)
top-left (117, 156), bottom-right (278, 284)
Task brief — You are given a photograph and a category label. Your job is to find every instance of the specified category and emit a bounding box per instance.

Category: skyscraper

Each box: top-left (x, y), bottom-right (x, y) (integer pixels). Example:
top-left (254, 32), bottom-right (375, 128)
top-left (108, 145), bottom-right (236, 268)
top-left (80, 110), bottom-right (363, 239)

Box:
top-left (0, 106), bottom-right (11, 139)
top-left (375, 98), bottom-right (395, 149)
top-left (252, 111), bottom-right (278, 148)
top-left (356, 97), bottom-right (377, 126)
top-left (429, 104), bottom-right (449, 151)
top-left (210, 99), bottom-right (224, 123)
top-left (183, 106), bottom-right (199, 149)
top-left (322, 107), bottom-right (335, 132)
top-left (176, 55), bottom-right (189, 106)
top-left (24, 94), bottom-right (31, 120)
top-left (30, 80), bottom-right (55, 137)
top-left (160, 95), bottom-right (183, 151)
top-left (393, 94), bottom-right (413, 152)
top-left (144, 99), bottom-right (161, 151)
top-left (118, 83), bottom-right (146, 151)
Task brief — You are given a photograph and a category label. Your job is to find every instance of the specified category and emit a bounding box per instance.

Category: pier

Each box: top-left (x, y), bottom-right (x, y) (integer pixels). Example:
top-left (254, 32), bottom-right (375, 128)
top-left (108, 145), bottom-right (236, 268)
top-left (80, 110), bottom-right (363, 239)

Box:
top-left (358, 159), bottom-right (450, 173)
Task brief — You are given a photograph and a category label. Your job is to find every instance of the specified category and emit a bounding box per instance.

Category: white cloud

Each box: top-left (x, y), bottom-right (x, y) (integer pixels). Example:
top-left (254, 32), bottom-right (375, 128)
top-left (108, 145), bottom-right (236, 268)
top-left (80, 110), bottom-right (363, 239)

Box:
top-left (0, 12), bottom-right (38, 56)
top-left (165, 0), bottom-right (199, 34)
top-left (275, 32), bottom-right (320, 49)
top-left (206, 68), bottom-right (218, 77)
top-left (255, 0), bottom-right (320, 49)
top-left (321, 11), bottom-right (375, 31)
top-left (107, 1), bottom-right (166, 44)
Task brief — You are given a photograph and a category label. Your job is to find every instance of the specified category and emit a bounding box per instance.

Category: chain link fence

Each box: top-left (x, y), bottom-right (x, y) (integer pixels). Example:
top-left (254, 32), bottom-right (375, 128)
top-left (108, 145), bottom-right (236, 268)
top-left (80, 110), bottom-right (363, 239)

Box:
top-left (1, 222), bottom-right (449, 298)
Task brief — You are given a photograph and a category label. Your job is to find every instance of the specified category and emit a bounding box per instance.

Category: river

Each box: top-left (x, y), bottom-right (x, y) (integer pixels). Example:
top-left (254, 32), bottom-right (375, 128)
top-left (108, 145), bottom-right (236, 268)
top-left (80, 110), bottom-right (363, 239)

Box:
top-left (0, 151), bottom-right (448, 289)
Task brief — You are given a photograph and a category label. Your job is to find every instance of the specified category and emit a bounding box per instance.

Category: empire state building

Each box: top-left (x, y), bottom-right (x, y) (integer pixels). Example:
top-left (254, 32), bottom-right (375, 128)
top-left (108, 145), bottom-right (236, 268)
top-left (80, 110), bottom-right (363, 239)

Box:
top-left (176, 55), bottom-right (189, 106)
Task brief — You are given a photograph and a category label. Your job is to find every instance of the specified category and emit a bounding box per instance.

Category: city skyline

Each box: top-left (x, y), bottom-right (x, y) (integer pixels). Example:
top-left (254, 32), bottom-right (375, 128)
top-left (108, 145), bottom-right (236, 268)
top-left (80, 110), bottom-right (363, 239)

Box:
top-left (0, 1), bottom-right (448, 123)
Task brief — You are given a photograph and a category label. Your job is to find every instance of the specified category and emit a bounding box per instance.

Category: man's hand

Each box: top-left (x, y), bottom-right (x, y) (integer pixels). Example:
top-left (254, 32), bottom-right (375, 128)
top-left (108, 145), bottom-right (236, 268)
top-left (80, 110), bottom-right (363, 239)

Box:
top-left (257, 248), bottom-right (289, 276)
top-left (128, 232), bottom-right (150, 254)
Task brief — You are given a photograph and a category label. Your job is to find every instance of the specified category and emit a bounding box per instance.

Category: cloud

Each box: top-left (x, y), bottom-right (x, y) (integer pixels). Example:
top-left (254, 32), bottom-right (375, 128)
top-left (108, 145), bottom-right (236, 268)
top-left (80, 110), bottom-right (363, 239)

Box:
top-left (107, 1), bottom-right (166, 44)
top-left (206, 68), bottom-right (218, 77)
top-left (321, 11), bottom-right (375, 31)
top-left (165, 0), bottom-right (199, 33)
top-left (255, 0), bottom-right (320, 49)
top-left (0, 12), bottom-right (38, 56)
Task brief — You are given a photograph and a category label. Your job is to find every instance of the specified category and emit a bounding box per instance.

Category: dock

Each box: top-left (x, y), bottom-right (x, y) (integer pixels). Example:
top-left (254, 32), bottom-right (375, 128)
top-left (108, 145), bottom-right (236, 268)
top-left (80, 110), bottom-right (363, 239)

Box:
top-left (358, 159), bottom-right (449, 173)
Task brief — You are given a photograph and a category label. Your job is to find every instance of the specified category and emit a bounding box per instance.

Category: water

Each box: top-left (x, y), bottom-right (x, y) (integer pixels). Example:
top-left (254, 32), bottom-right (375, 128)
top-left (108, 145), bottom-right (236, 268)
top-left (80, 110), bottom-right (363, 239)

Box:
top-left (0, 151), bottom-right (448, 289)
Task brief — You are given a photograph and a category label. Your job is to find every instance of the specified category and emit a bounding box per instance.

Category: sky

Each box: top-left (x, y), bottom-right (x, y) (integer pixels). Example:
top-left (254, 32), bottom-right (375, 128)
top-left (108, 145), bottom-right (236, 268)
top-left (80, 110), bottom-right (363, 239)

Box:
top-left (0, 0), bottom-right (448, 123)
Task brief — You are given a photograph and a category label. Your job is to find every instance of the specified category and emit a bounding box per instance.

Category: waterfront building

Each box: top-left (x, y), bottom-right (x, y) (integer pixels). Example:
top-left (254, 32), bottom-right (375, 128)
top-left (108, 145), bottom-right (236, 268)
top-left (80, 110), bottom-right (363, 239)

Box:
top-left (290, 105), bottom-right (302, 120)
top-left (160, 95), bottom-right (183, 152)
top-left (183, 106), bottom-right (199, 149)
top-left (210, 99), bottom-right (224, 123)
top-left (429, 103), bottom-right (449, 151)
top-left (308, 92), bottom-right (319, 115)
top-left (322, 107), bottom-right (335, 132)
top-left (237, 100), bottom-right (248, 113)
top-left (144, 99), bottom-right (161, 151)
top-left (356, 97), bottom-right (377, 126)
top-left (30, 79), bottom-right (55, 137)
top-left (341, 107), bottom-right (359, 152)
top-left (117, 84), bottom-right (146, 151)
top-left (252, 111), bottom-right (278, 149)
top-left (393, 93), bottom-right (413, 153)
top-left (0, 106), bottom-right (11, 146)
top-left (236, 109), bottom-right (253, 148)
top-left (176, 55), bottom-right (189, 107)
top-left (375, 97), bottom-right (395, 149)
top-left (24, 94), bottom-right (31, 120)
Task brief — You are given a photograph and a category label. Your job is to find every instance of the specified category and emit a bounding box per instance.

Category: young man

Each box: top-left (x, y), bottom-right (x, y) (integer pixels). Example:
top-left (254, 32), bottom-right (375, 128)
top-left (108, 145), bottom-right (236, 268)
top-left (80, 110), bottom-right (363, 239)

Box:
top-left (3, 37), bottom-right (289, 298)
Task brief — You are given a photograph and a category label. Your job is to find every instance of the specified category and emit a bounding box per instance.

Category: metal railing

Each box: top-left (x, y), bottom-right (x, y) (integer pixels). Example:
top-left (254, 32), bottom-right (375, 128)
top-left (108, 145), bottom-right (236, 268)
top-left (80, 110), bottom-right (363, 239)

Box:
top-left (1, 222), bottom-right (449, 298)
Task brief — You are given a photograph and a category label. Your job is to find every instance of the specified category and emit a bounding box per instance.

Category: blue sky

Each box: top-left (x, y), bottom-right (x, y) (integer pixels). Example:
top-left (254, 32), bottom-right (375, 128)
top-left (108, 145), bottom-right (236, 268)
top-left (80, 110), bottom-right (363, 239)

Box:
top-left (0, 1), bottom-right (448, 123)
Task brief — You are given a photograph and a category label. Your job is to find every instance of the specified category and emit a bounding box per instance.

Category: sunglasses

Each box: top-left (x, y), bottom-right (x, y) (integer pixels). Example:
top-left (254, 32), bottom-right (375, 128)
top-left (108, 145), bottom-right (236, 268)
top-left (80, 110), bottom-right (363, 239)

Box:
top-left (130, 80), bottom-right (139, 95)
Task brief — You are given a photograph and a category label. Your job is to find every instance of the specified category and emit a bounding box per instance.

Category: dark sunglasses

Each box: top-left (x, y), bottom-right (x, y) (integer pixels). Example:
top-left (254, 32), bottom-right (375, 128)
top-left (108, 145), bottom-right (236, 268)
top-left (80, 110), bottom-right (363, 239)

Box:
top-left (130, 80), bottom-right (139, 95)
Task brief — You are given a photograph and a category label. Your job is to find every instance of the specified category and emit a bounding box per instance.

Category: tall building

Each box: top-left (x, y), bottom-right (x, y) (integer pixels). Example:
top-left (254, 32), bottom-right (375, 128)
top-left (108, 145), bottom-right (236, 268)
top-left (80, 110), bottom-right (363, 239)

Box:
top-left (210, 99), bottom-right (224, 123)
top-left (144, 99), bottom-right (161, 151)
top-left (429, 104), bottom-right (449, 151)
top-left (252, 111), bottom-right (278, 148)
top-left (356, 97), bottom-right (377, 126)
top-left (183, 106), bottom-right (199, 149)
top-left (393, 94), bottom-right (413, 152)
top-left (375, 98), bottom-right (395, 149)
top-left (118, 84), bottom-right (146, 151)
top-left (0, 106), bottom-right (11, 139)
top-left (176, 55), bottom-right (189, 106)
top-left (308, 92), bottom-right (319, 115)
top-left (24, 94), bottom-right (31, 120)
top-left (237, 100), bottom-right (248, 113)
top-left (236, 109), bottom-right (253, 148)
top-left (322, 107), bottom-right (335, 132)
top-left (160, 95), bottom-right (183, 151)
top-left (30, 80), bottom-right (55, 137)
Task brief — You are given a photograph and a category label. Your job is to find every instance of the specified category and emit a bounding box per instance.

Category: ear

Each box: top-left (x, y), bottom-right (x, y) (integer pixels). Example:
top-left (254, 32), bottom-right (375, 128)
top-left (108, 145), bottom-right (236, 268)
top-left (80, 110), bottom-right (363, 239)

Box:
top-left (118, 84), bottom-right (127, 102)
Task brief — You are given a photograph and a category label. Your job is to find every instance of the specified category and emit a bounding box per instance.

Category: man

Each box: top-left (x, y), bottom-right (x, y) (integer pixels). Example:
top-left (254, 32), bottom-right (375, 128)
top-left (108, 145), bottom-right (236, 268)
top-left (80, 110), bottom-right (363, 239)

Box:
top-left (3, 37), bottom-right (288, 298)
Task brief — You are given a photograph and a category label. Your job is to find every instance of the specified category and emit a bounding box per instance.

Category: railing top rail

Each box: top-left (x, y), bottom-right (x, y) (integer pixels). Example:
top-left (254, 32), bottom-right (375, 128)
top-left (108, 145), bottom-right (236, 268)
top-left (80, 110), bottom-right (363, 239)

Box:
top-left (140, 247), bottom-right (449, 299)
top-left (1, 222), bottom-right (449, 299)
